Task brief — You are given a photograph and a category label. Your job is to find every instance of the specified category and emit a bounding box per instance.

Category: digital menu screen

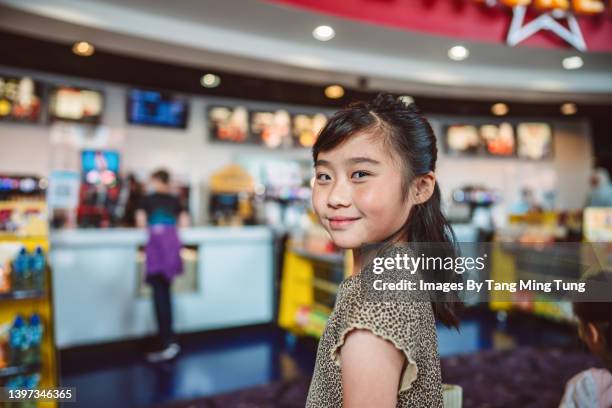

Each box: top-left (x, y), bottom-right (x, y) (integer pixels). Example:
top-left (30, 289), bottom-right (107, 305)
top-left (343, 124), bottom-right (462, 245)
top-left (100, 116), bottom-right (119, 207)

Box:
top-left (517, 123), bottom-right (553, 160)
top-left (81, 150), bottom-right (120, 186)
top-left (250, 110), bottom-right (292, 148)
top-left (208, 106), bottom-right (249, 143)
top-left (292, 113), bottom-right (327, 148)
top-left (127, 89), bottom-right (189, 129)
top-left (49, 86), bottom-right (103, 124)
top-left (479, 122), bottom-right (515, 156)
top-left (444, 125), bottom-right (480, 155)
top-left (0, 75), bottom-right (42, 123)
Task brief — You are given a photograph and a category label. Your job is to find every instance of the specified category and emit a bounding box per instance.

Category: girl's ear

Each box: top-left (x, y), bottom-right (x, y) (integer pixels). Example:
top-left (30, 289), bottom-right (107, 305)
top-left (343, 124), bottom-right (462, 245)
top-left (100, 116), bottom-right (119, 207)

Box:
top-left (586, 322), bottom-right (601, 345)
top-left (412, 171), bottom-right (436, 205)
top-left (580, 321), bottom-right (602, 349)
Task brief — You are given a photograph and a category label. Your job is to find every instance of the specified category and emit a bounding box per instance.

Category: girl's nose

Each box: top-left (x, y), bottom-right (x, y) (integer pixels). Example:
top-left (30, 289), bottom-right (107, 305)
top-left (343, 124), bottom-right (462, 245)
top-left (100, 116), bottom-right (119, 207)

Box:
top-left (328, 180), bottom-right (351, 208)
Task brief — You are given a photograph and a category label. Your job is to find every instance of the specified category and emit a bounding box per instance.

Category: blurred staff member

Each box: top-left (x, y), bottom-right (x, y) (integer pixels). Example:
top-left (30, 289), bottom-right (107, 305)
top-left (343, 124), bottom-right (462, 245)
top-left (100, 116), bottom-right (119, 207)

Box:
top-left (511, 186), bottom-right (542, 214)
top-left (586, 168), bottom-right (612, 207)
top-left (136, 169), bottom-right (190, 362)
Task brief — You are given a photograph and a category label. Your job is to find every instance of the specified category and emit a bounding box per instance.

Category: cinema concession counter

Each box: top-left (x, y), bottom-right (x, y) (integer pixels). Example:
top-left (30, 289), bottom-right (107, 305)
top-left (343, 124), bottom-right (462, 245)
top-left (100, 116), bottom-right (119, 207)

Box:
top-left (50, 227), bottom-right (274, 348)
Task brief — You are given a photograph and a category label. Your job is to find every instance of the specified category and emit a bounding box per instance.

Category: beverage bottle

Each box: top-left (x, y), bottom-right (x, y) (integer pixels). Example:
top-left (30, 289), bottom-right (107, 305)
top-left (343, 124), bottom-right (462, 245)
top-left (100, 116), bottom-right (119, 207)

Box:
top-left (29, 247), bottom-right (45, 290)
top-left (6, 375), bottom-right (25, 408)
top-left (11, 248), bottom-right (28, 291)
top-left (28, 314), bottom-right (43, 363)
top-left (23, 373), bottom-right (41, 408)
top-left (8, 315), bottom-right (26, 365)
top-left (6, 374), bottom-right (23, 388)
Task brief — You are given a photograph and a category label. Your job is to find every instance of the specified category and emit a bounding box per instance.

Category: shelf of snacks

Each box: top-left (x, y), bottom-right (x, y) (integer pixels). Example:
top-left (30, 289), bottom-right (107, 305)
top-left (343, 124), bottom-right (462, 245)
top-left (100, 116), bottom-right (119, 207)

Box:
top-left (489, 211), bottom-right (586, 324)
top-left (278, 213), bottom-right (352, 338)
top-left (0, 199), bottom-right (57, 408)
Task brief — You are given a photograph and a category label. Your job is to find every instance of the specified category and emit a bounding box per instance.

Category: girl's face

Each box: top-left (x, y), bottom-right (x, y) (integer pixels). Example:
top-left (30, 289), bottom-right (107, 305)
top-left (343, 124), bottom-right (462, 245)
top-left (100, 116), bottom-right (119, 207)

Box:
top-left (312, 131), bottom-right (416, 249)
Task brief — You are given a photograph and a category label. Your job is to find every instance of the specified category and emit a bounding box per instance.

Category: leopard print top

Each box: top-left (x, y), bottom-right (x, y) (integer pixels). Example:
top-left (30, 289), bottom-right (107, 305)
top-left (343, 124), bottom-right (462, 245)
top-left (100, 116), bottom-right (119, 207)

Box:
top-left (305, 252), bottom-right (443, 407)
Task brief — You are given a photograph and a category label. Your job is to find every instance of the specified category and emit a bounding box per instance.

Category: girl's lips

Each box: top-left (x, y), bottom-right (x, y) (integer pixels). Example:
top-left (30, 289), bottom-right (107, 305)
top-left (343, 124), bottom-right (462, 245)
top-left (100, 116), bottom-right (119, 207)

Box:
top-left (328, 217), bottom-right (361, 229)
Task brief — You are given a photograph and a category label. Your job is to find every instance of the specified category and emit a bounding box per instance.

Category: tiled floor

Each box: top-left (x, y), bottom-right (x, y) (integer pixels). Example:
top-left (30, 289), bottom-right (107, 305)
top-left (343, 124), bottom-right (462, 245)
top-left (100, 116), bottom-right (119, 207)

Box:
top-left (59, 308), bottom-right (577, 408)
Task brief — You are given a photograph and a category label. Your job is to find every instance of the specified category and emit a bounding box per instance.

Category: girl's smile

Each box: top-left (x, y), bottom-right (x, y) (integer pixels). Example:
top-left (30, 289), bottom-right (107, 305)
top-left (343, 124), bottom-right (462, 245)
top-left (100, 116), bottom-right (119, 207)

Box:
top-left (327, 216), bottom-right (362, 230)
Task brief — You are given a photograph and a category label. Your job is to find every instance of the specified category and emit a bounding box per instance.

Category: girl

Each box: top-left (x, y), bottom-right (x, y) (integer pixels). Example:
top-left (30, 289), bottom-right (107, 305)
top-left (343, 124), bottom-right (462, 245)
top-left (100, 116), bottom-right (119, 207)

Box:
top-left (306, 94), bottom-right (460, 408)
top-left (559, 283), bottom-right (612, 407)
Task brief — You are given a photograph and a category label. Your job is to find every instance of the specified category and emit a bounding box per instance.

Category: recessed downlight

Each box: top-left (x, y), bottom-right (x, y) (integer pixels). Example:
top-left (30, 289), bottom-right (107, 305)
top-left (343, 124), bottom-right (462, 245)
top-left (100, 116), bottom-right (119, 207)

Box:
top-left (562, 56), bottom-right (583, 70)
top-left (72, 41), bottom-right (95, 57)
top-left (324, 85), bottom-right (344, 99)
top-left (313, 25), bottom-right (335, 41)
top-left (200, 74), bottom-right (221, 88)
top-left (448, 45), bottom-right (469, 61)
top-left (561, 103), bottom-right (577, 115)
top-left (491, 103), bottom-right (509, 116)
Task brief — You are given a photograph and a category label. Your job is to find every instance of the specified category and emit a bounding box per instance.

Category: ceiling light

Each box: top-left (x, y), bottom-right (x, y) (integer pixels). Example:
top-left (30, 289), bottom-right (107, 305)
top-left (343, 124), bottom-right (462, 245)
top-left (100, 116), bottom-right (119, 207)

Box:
top-left (560, 102), bottom-right (577, 115)
top-left (398, 95), bottom-right (414, 105)
top-left (562, 56), bottom-right (583, 70)
top-left (448, 45), bottom-right (469, 61)
top-left (72, 41), bottom-right (95, 57)
top-left (491, 103), bottom-right (509, 116)
top-left (324, 85), bottom-right (344, 99)
top-left (313, 25), bottom-right (335, 41)
top-left (200, 74), bottom-right (221, 88)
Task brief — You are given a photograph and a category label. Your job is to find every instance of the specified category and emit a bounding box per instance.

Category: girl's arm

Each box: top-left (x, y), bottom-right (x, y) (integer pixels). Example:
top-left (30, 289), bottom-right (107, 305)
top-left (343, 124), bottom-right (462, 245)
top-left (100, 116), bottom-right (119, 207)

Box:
top-left (341, 328), bottom-right (405, 408)
top-left (178, 211), bottom-right (190, 228)
top-left (135, 209), bottom-right (147, 229)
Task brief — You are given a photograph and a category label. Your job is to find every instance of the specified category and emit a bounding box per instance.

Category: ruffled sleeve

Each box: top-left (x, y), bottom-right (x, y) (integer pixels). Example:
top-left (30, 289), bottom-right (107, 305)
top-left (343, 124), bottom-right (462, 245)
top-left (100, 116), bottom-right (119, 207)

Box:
top-left (330, 298), bottom-right (433, 392)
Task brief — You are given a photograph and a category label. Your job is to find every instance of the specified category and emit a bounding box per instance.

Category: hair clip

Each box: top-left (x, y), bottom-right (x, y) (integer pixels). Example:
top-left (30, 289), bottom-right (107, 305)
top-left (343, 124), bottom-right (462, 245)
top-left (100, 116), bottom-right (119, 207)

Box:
top-left (397, 96), bottom-right (414, 106)
top-left (397, 95), bottom-right (417, 112)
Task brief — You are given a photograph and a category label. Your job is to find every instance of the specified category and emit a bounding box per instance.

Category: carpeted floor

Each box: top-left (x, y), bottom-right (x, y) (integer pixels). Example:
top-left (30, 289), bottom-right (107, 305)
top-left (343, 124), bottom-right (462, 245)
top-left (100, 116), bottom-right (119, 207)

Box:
top-left (155, 346), bottom-right (605, 408)
top-left (441, 346), bottom-right (602, 408)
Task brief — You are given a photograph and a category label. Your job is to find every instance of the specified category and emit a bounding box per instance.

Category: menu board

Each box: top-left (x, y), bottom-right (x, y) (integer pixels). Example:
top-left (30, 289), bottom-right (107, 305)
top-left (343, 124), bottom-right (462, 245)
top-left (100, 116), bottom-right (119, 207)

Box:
top-left (444, 121), bottom-right (552, 160)
top-left (208, 105), bottom-right (328, 149)
top-left (208, 106), bottom-right (249, 143)
top-left (250, 110), bottom-right (292, 148)
top-left (127, 89), bottom-right (189, 129)
top-left (479, 122), bottom-right (515, 156)
top-left (444, 125), bottom-right (480, 156)
top-left (292, 113), bottom-right (327, 148)
top-left (49, 86), bottom-right (104, 124)
top-left (0, 75), bottom-right (42, 123)
top-left (517, 123), bottom-right (553, 160)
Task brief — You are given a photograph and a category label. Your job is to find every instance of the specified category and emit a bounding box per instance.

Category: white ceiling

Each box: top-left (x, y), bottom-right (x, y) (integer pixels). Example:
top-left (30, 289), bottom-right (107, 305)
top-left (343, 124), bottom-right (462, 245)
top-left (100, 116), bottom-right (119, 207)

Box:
top-left (1, 0), bottom-right (611, 102)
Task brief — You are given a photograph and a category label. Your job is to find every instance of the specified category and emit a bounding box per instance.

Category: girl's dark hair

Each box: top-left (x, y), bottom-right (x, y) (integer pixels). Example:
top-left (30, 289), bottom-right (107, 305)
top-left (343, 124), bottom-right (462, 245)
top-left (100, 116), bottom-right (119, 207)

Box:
top-left (151, 169), bottom-right (170, 185)
top-left (573, 272), bottom-right (612, 352)
top-left (313, 93), bottom-right (461, 328)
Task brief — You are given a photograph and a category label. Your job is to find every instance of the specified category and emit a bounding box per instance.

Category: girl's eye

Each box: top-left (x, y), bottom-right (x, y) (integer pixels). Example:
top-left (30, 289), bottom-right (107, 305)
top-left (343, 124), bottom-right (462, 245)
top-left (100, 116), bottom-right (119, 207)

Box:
top-left (316, 173), bottom-right (331, 182)
top-left (351, 171), bottom-right (370, 179)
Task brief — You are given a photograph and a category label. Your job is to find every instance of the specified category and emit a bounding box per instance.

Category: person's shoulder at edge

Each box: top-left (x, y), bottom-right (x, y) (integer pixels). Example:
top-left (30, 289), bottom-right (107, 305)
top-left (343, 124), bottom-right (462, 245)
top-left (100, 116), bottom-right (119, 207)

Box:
top-left (560, 368), bottom-right (612, 408)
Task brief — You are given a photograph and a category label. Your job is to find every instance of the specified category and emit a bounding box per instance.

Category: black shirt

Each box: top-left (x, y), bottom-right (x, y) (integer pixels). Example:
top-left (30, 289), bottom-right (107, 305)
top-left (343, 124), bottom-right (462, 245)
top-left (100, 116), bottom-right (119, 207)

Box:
top-left (138, 193), bottom-right (184, 225)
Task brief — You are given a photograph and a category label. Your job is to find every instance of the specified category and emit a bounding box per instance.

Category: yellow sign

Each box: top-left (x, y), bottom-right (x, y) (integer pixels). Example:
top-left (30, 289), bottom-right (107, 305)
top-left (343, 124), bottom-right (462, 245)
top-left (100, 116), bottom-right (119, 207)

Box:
top-left (209, 164), bottom-right (254, 193)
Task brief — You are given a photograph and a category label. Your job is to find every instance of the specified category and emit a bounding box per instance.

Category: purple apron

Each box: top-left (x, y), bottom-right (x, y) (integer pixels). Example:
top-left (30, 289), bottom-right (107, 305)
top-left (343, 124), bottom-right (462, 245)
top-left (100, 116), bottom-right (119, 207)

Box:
top-left (145, 224), bottom-right (183, 281)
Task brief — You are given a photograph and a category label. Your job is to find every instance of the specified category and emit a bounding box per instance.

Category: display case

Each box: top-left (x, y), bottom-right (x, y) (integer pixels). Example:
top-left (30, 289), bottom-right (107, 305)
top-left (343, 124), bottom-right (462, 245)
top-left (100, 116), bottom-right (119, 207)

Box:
top-left (278, 234), bottom-right (350, 338)
top-left (489, 211), bottom-right (585, 323)
top-left (0, 200), bottom-right (58, 408)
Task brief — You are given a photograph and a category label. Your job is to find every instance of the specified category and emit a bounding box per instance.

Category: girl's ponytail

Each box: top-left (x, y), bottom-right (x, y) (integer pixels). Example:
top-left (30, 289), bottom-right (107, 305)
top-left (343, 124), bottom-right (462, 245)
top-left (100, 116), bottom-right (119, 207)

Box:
top-left (405, 183), bottom-right (461, 328)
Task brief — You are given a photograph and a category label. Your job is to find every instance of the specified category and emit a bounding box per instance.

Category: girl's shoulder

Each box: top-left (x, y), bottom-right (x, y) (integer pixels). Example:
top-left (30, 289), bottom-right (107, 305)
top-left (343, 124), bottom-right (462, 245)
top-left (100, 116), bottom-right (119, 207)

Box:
top-left (560, 368), bottom-right (612, 408)
top-left (338, 272), bottom-right (435, 336)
